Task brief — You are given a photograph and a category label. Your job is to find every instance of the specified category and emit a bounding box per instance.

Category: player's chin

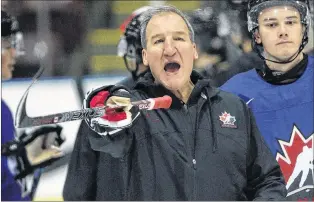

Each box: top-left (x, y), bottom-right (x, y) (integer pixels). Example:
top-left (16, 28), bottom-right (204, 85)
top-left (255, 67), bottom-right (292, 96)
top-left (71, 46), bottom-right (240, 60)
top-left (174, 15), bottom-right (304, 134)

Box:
top-left (276, 48), bottom-right (298, 57)
top-left (276, 53), bottom-right (298, 61)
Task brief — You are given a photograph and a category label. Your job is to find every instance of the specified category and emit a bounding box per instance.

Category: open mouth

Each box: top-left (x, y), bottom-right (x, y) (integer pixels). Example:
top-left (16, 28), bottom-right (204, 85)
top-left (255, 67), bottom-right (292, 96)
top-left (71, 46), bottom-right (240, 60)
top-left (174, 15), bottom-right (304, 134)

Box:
top-left (164, 62), bottom-right (181, 73)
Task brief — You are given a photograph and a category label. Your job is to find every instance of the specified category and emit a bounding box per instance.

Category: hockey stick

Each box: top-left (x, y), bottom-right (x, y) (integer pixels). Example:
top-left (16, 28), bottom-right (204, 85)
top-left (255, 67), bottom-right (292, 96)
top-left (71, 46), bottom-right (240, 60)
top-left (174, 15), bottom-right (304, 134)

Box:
top-left (14, 71), bottom-right (172, 128)
top-left (15, 96), bottom-right (172, 128)
top-left (14, 59), bottom-right (172, 128)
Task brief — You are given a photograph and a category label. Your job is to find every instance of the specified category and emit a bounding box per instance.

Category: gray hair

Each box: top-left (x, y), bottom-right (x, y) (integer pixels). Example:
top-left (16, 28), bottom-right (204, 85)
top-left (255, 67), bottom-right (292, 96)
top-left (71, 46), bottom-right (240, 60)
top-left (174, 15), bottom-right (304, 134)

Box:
top-left (140, 5), bottom-right (195, 49)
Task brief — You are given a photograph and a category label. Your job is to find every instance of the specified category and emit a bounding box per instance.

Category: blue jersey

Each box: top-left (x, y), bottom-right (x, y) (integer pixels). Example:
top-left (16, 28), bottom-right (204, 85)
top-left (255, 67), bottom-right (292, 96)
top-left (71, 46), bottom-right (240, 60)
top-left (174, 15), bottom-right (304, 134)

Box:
top-left (221, 55), bottom-right (314, 201)
top-left (1, 100), bottom-right (31, 201)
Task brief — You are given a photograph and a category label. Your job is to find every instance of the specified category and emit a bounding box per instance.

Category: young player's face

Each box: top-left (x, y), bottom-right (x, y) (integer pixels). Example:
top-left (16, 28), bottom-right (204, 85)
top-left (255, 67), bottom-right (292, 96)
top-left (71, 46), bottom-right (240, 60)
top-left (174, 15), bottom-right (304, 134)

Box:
top-left (142, 12), bottom-right (198, 91)
top-left (1, 38), bottom-right (16, 80)
top-left (256, 6), bottom-right (304, 62)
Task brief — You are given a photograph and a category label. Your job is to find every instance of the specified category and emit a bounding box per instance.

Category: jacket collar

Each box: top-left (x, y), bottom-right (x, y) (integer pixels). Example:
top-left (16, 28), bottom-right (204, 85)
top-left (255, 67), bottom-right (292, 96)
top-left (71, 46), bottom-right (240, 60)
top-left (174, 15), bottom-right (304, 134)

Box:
top-left (134, 70), bottom-right (219, 107)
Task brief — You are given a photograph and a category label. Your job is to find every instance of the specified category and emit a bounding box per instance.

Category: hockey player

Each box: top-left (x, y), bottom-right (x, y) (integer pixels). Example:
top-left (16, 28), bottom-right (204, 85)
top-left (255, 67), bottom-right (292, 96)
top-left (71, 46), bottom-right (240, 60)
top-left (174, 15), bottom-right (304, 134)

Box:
top-left (63, 6), bottom-right (151, 200)
top-left (1, 10), bottom-right (65, 200)
top-left (221, 0), bottom-right (313, 200)
top-left (71, 5), bottom-right (286, 200)
top-left (117, 6), bottom-right (152, 88)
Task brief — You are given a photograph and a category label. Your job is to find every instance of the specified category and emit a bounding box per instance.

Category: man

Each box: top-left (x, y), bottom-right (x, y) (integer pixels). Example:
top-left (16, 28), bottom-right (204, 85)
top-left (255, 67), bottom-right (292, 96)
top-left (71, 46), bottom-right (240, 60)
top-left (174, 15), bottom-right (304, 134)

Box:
top-left (1, 10), bottom-right (65, 200)
top-left (221, 0), bottom-right (313, 200)
top-left (63, 7), bottom-right (151, 200)
top-left (75, 5), bottom-right (287, 200)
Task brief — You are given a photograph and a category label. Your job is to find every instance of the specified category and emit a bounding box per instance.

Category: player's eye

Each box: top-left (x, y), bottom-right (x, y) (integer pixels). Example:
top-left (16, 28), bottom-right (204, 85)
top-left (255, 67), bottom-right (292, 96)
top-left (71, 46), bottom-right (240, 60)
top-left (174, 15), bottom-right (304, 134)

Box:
top-left (265, 22), bottom-right (278, 28)
top-left (285, 20), bottom-right (297, 25)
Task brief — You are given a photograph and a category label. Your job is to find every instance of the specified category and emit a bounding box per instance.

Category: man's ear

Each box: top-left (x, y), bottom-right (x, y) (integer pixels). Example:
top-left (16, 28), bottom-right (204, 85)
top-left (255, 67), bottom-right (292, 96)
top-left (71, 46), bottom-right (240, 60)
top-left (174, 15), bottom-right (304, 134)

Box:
top-left (142, 49), bottom-right (148, 66)
top-left (254, 30), bottom-right (262, 44)
top-left (193, 43), bottom-right (198, 59)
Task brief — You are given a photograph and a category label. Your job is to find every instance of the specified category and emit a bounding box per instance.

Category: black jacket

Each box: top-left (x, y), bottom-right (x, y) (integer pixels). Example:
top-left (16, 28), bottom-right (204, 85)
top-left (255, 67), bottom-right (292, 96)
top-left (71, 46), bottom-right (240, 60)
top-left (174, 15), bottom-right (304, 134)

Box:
top-left (64, 71), bottom-right (286, 200)
top-left (63, 72), bottom-right (151, 200)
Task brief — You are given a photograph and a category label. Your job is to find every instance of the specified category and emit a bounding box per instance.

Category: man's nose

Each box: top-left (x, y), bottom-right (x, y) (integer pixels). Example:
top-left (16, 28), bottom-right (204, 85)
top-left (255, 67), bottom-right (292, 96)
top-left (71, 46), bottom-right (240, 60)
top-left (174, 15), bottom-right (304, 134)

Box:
top-left (278, 24), bottom-right (289, 38)
top-left (163, 39), bottom-right (176, 57)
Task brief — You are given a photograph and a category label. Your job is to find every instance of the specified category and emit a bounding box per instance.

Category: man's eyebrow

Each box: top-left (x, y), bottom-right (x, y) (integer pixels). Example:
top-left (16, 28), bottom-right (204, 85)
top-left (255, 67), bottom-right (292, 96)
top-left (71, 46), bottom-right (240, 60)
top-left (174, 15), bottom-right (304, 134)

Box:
top-left (151, 31), bottom-right (187, 39)
top-left (263, 15), bottom-right (299, 22)
top-left (286, 16), bottom-right (298, 20)
top-left (263, 17), bottom-right (277, 22)
top-left (173, 31), bottom-right (188, 35)
top-left (151, 34), bottom-right (164, 40)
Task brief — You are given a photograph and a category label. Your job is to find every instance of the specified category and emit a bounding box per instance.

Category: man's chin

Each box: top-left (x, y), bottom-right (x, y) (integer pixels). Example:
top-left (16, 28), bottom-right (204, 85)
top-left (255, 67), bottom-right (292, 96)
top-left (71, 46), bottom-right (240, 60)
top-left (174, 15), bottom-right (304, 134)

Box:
top-left (277, 50), bottom-right (300, 60)
top-left (269, 52), bottom-right (297, 63)
top-left (163, 82), bottom-right (181, 92)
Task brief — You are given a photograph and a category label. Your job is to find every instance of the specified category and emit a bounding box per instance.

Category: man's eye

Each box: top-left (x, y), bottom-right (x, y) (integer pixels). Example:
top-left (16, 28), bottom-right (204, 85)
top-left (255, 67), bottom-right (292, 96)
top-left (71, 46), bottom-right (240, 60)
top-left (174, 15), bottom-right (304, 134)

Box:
top-left (286, 20), bottom-right (297, 25)
top-left (266, 23), bottom-right (277, 28)
top-left (154, 39), bottom-right (164, 44)
top-left (174, 37), bottom-right (184, 41)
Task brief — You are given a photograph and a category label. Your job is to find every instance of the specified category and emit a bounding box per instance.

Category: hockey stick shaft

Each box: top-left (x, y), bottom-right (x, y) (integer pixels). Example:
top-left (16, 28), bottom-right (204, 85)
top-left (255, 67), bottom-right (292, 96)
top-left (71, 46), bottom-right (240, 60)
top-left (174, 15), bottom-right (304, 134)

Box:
top-left (15, 96), bottom-right (172, 128)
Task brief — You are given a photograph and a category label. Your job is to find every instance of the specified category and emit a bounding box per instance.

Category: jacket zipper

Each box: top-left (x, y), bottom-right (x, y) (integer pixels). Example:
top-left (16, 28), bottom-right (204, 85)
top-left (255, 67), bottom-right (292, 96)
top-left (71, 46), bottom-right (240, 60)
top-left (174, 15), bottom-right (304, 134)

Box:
top-left (183, 103), bottom-right (197, 200)
top-left (191, 93), bottom-right (207, 200)
top-left (192, 102), bottom-right (198, 201)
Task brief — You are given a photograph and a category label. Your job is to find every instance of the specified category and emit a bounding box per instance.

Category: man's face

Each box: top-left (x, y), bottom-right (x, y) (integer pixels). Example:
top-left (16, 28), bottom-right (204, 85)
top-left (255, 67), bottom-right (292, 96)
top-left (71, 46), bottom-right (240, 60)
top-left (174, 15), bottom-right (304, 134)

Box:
top-left (2, 37), bottom-right (16, 80)
top-left (255, 6), bottom-right (304, 62)
top-left (142, 12), bottom-right (198, 91)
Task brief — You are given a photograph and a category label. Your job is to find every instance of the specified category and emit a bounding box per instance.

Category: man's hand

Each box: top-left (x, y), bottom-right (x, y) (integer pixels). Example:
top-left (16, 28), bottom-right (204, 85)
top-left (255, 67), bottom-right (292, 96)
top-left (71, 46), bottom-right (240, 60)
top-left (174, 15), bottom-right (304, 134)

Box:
top-left (2, 125), bottom-right (65, 180)
top-left (25, 129), bottom-right (64, 166)
top-left (84, 85), bottom-right (140, 136)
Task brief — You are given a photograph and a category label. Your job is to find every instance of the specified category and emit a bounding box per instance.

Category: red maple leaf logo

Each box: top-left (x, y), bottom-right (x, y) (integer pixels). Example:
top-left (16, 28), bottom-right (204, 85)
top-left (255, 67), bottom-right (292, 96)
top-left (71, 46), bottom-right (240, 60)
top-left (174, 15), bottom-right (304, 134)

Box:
top-left (219, 112), bottom-right (230, 122)
top-left (276, 126), bottom-right (313, 188)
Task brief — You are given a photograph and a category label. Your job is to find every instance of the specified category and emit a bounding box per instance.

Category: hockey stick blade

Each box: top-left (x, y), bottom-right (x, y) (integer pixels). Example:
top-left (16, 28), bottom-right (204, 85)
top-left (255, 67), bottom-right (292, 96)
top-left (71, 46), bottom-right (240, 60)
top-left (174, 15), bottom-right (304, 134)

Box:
top-left (15, 65), bottom-right (45, 128)
top-left (15, 95), bottom-right (172, 128)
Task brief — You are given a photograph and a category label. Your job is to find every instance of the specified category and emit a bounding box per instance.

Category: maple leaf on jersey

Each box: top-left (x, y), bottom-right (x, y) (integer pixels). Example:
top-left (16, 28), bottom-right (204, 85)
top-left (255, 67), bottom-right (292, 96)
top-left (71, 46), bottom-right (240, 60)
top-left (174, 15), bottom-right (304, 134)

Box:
top-left (276, 126), bottom-right (313, 185)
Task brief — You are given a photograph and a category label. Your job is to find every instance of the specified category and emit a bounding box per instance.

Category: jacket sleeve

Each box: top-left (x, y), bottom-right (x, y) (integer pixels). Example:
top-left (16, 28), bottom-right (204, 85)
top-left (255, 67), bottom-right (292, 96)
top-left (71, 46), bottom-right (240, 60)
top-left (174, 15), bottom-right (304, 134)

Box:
top-left (63, 122), bottom-right (98, 200)
top-left (84, 84), bottom-right (136, 158)
top-left (87, 124), bottom-right (134, 158)
top-left (245, 107), bottom-right (287, 201)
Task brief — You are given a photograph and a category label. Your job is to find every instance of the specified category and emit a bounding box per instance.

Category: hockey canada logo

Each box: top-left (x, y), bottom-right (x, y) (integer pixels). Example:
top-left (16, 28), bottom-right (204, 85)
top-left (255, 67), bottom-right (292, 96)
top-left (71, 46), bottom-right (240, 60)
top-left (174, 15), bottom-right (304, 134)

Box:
top-left (219, 111), bottom-right (237, 128)
top-left (276, 125), bottom-right (313, 200)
